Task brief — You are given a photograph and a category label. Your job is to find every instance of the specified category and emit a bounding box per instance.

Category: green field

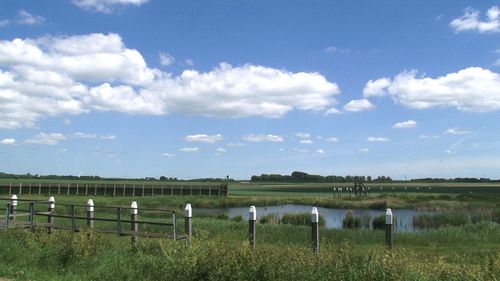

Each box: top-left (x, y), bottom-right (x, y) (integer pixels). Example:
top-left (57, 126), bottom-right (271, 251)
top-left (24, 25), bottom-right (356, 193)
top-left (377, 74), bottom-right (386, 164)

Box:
top-left (0, 181), bottom-right (499, 280)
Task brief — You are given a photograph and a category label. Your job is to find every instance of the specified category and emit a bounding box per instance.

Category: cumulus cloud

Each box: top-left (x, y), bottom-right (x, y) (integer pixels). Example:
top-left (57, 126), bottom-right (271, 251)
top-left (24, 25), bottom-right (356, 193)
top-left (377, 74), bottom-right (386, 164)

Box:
top-left (367, 137), bottom-right (390, 142)
top-left (161, 152), bottom-right (175, 157)
top-left (73, 132), bottom-right (97, 139)
top-left (293, 148), bottom-right (310, 153)
top-left (215, 147), bottom-right (227, 153)
top-left (25, 133), bottom-right (66, 145)
top-left (324, 107), bottom-right (342, 115)
top-left (179, 147), bottom-right (199, 153)
top-left (0, 33), bottom-right (340, 128)
top-left (359, 148), bottom-right (369, 153)
top-left (243, 134), bottom-right (284, 142)
top-left (17, 10), bottom-right (45, 25)
top-left (392, 120), bottom-right (417, 129)
top-left (445, 128), bottom-right (472, 135)
top-left (159, 52), bottom-right (175, 66)
top-left (343, 99), bottom-right (375, 112)
top-left (450, 6), bottom-right (500, 33)
top-left (100, 134), bottom-right (116, 140)
top-left (364, 67), bottom-right (500, 112)
top-left (227, 142), bottom-right (246, 147)
top-left (1, 138), bottom-right (16, 145)
top-left (363, 78), bottom-right (391, 97)
top-left (73, 0), bottom-right (149, 13)
top-left (316, 149), bottom-right (326, 154)
top-left (299, 139), bottom-right (313, 144)
top-left (184, 134), bottom-right (223, 143)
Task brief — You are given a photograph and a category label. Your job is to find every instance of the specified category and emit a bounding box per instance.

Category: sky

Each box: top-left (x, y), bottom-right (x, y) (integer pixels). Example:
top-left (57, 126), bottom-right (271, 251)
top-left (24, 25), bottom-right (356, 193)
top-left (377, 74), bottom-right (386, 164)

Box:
top-left (0, 0), bottom-right (499, 180)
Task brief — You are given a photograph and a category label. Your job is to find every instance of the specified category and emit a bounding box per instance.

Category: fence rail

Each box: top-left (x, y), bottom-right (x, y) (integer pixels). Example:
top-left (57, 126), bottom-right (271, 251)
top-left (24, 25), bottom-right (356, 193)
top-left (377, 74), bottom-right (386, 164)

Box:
top-left (0, 196), bottom-right (189, 247)
top-left (0, 182), bottom-right (228, 197)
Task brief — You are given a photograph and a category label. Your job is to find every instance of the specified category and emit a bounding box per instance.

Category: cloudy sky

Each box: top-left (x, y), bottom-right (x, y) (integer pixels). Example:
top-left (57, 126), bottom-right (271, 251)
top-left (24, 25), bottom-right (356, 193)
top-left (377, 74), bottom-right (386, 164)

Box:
top-left (0, 0), bottom-right (499, 179)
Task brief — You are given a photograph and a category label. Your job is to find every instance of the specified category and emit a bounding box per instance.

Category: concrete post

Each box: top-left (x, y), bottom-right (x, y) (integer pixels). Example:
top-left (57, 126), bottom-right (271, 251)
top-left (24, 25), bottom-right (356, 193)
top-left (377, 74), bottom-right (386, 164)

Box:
top-left (249, 206), bottom-right (256, 249)
top-left (131, 201), bottom-right (138, 248)
top-left (385, 208), bottom-right (393, 249)
top-left (184, 204), bottom-right (192, 242)
top-left (311, 207), bottom-right (319, 254)
top-left (87, 199), bottom-right (94, 228)
top-left (10, 194), bottom-right (17, 221)
top-left (48, 196), bottom-right (55, 234)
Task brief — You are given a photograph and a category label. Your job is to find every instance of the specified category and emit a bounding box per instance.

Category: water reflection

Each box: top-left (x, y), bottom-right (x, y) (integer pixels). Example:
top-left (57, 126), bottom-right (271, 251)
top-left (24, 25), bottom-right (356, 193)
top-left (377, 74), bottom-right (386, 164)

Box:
top-left (195, 204), bottom-right (441, 232)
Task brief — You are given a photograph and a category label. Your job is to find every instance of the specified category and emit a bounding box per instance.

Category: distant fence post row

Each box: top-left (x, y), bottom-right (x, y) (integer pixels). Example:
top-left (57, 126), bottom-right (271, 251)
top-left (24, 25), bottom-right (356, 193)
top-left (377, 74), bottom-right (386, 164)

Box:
top-left (0, 195), bottom-right (191, 249)
top-left (0, 183), bottom-right (228, 197)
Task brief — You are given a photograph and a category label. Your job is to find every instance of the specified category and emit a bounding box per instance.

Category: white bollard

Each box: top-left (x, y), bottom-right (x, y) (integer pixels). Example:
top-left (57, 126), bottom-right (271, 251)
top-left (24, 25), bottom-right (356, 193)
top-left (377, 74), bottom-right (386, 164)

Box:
top-left (385, 208), bottom-right (393, 249)
top-left (249, 206), bottom-right (256, 248)
top-left (48, 196), bottom-right (55, 233)
top-left (131, 201), bottom-right (138, 248)
top-left (87, 199), bottom-right (94, 228)
top-left (184, 203), bottom-right (192, 242)
top-left (311, 207), bottom-right (319, 254)
top-left (10, 194), bottom-right (17, 221)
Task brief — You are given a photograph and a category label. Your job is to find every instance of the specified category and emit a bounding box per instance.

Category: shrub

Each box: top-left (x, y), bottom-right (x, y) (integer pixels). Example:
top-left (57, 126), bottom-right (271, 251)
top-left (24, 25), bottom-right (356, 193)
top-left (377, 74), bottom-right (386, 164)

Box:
top-left (372, 215), bottom-right (385, 229)
top-left (342, 211), bottom-right (361, 229)
top-left (259, 213), bottom-right (280, 224)
top-left (281, 212), bottom-right (326, 227)
top-left (413, 212), bottom-right (469, 228)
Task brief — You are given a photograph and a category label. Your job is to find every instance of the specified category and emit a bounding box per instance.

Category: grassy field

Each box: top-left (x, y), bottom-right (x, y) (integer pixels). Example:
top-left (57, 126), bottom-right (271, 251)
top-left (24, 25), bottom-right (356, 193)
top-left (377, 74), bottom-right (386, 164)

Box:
top-left (0, 181), bottom-right (499, 280)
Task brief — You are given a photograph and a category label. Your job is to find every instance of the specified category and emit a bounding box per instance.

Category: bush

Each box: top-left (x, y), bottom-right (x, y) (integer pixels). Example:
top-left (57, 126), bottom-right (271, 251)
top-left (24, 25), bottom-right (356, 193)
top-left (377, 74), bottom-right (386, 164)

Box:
top-left (372, 215), bottom-right (385, 229)
top-left (231, 215), bottom-right (243, 222)
top-left (259, 213), bottom-right (280, 224)
top-left (281, 212), bottom-right (326, 227)
top-left (413, 212), bottom-right (469, 228)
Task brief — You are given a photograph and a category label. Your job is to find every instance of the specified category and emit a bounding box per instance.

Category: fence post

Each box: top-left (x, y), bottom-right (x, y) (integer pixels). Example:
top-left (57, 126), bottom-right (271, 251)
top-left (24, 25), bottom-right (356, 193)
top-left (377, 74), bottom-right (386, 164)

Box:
top-left (29, 202), bottom-right (35, 230)
top-left (131, 201), bottom-right (138, 248)
top-left (385, 208), bottom-right (393, 249)
top-left (87, 199), bottom-right (94, 229)
top-left (5, 204), bottom-right (10, 226)
top-left (249, 206), bottom-right (256, 249)
top-left (48, 196), bottom-right (55, 234)
top-left (71, 205), bottom-right (77, 233)
top-left (184, 204), bottom-right (192, 242)
top-left (10, 194), bottom-right (17, 221)
top-left (311, 207), bottom-right (319, 254)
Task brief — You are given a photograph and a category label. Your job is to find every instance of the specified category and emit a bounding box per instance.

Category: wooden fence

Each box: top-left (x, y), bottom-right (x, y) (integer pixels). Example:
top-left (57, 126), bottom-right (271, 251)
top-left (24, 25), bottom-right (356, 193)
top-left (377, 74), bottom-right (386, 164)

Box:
top-left (0, 182), bottom-right (228, 197)
top-left (0, 195), bottom-right (190, 247)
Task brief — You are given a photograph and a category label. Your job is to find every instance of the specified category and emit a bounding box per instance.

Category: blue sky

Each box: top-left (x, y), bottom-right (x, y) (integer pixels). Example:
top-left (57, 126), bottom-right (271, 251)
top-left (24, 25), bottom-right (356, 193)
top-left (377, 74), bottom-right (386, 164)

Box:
top-left (0, 0), bottom-right (499, 179)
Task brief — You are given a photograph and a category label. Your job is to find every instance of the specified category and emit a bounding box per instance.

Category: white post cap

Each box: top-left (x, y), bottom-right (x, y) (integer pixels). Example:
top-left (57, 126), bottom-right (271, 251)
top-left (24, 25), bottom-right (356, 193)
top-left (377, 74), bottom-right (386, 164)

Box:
top-left (249, 206), bottom-right (256, 221)
top-left (311, 207), bottom-right (319, 223)
top-left (130, 201), bottom-right (138, 215)
top-left (87, 199), bottom-right (94, 212)
top-left (386, 208), bottom-right (393, 225)
top-left (11, 194), bottom-right (18, 206)
top-left (48, 196), bottom-right (55, 209)
top-left (184, 203), bottom-right (192, 218)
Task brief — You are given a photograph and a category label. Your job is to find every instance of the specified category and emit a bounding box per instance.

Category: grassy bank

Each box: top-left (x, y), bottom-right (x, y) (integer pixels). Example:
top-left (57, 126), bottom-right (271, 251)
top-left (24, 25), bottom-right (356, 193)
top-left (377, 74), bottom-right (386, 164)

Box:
top-left (0, 221), bottom-right (498, 280)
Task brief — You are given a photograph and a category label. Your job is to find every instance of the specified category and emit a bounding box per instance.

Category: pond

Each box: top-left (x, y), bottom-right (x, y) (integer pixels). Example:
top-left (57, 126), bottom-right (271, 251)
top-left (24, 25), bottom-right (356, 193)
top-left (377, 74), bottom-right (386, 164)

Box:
top-left (195, 204), bottom-right (441, 232)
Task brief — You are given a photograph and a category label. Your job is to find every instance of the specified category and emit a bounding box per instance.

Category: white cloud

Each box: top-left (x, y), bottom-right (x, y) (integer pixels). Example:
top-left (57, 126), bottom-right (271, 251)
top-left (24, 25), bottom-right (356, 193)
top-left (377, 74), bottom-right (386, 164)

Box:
top-left (343, 99), bottom-right (375, 112)
top-left (215, 147), bottom-right (227, 153)
top-left (450, 6), bottom-right (500, 33)
top-left (316, 149), bottom-right (325, 154)
top-left (73, 132), bottom-right (97, 139)
top-left (227, 142), bottom-right (246, 147)
top-left (359, 148), bottom-right (369, 153)
top-left (17, 10), bottom-right (45, 25)
top-left (73, 0), bottom-right (149, 13)
top-left (363, 78), bottom-right (391, 97)
top-left (324, 107), bottom-right (342, 115)
top-left (0, 33), bottom-right (340, 128)
top-left (0, 20), bottom-right (9, 27)
top-left (324, 46), bottom-right (351, 54)
top-left (324, 137), bottom-right (339, 142)
top-left (419, 134), bottom-right (440, 139)
top-left (100, 134), bottom-right (116, 140)
top-left (1, 138), bottom-right (16, 145)
top-left (299, 139), bottom-right (313, 144)
top-left (243, 134), bottom-right (284, 142)
top-left (367, 137), bottom-right (390, 142)
top-left (185, 134), bottom-right (223, 143)
top-left (161, 152), bottom-right (175, 157)
top-left (445, 149), bottom-right (456, 154)
top-left (392, 120), bottom-right (417, 129)
top-left (179, 147), bottom-right (199, 153)
top-left (159, 52), bottom-right (175, 66)
top-left (364, 67), bottom-right (500, 112)
top-left (444, 128), bottom-right (472, 135)
top-left (294, 132), bottom-right (311, 139)
top-left (25, 133), bottom-right (66, 145)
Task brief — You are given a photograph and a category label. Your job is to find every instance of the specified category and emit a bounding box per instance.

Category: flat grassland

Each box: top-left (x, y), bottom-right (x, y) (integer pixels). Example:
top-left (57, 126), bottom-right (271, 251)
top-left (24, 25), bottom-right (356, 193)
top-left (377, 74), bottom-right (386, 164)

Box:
top-left (0, 180), bottom-right (499, 280)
